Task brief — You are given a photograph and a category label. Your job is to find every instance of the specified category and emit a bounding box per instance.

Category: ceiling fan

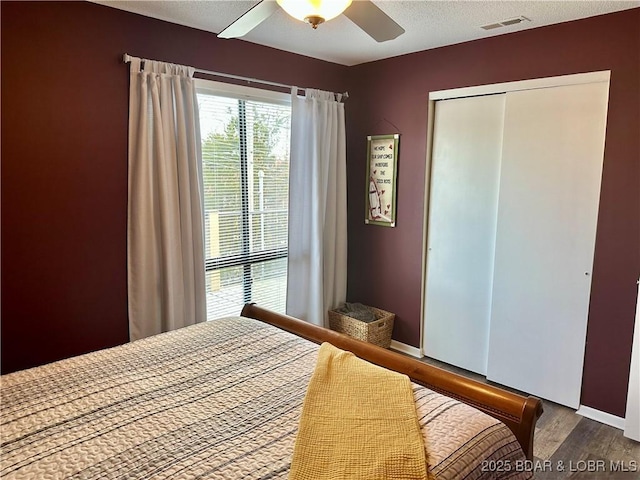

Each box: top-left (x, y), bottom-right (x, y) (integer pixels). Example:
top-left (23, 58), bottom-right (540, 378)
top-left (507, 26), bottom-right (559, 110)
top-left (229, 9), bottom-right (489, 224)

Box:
top-left (218, 0), bottom-right (405, 43)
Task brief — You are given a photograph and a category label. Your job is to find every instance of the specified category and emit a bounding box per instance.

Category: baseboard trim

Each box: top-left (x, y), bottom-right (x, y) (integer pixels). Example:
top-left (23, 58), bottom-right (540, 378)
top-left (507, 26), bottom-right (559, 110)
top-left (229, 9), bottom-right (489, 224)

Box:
top-left (576, 405), bottom-right (625, 430)
top-left (390, 340), bottom-right (422, 358)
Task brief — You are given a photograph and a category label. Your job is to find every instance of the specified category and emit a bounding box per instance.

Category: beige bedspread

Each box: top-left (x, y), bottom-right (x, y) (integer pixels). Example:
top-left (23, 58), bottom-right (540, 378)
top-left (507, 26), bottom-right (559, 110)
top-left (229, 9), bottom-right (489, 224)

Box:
top-left (1, 316), bottom-right (532, 479)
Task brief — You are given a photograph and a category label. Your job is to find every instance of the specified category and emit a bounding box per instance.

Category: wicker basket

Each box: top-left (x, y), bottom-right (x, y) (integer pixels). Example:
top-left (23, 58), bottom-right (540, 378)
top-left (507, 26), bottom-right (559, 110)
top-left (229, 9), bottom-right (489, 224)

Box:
top-left (328, 305), bottom-right (395, 348)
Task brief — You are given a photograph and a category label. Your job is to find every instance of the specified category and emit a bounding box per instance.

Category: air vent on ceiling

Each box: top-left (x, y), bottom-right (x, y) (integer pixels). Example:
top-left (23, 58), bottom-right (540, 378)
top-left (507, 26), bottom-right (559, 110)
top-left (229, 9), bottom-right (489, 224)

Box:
top-left (481, 16), bottom-right (531, 31)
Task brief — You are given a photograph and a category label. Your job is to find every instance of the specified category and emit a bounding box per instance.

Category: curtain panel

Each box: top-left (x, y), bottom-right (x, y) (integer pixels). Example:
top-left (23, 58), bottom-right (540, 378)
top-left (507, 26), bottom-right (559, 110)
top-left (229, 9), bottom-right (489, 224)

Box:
top-left (287, 88), bottom-right (348, 327)
top-left (127, 57), bottom-right (206, 341)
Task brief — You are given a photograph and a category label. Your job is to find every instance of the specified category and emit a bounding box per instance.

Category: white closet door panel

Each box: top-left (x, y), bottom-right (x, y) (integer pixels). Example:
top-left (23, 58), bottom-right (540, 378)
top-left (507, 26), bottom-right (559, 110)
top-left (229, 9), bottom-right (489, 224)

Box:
top-left (487, 82), bottom-right (609, 408)
top-left (423, 94), bottom-right (505, 375)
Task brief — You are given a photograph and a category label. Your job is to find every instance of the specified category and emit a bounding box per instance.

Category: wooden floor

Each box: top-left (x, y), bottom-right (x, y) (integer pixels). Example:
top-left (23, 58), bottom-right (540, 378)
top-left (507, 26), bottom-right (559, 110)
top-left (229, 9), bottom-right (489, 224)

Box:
top-left (419, 356), bottom-right (640, 479)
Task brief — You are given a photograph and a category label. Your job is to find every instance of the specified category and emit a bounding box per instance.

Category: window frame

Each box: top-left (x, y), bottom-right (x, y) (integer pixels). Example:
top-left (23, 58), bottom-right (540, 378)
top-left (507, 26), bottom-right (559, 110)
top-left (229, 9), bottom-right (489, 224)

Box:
top-left (195, 79), bottom-right (291, 306)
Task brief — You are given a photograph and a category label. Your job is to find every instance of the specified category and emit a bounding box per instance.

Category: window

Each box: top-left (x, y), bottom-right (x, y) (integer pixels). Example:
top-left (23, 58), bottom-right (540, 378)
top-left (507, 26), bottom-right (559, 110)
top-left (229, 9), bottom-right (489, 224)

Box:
top-left (196, 80), bottom-right (291, 319)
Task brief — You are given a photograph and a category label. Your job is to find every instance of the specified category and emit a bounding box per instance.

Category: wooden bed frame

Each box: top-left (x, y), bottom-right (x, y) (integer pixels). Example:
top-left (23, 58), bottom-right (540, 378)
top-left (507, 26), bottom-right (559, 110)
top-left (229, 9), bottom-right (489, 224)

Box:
top-left (241, 303), bottom-right (543, 460)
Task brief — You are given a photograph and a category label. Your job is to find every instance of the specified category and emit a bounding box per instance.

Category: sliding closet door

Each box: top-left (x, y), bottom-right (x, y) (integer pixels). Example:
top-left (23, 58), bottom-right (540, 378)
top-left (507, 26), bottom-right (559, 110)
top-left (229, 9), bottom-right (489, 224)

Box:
top-left (423, 94), bottom-right (505, 375)
top-left (487, 82), bottom-right (609, 408)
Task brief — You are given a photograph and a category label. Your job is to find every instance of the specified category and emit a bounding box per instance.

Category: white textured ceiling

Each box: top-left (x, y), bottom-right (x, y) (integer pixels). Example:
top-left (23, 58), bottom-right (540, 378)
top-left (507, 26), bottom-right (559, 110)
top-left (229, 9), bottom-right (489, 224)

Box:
top-left (91, 1), bottom-right (640, 65)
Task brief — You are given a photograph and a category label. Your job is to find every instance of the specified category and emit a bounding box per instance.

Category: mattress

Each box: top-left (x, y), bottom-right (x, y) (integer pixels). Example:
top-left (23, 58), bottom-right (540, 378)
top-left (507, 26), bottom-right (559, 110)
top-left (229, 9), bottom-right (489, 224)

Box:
top-left (1, 316), bottom-right (532, 479)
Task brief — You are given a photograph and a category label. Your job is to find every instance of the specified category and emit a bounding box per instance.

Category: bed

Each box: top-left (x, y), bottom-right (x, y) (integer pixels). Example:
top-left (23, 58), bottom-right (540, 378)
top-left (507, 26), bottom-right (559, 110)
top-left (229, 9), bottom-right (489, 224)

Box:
top-left (1, 304), bottom-right (543, 479)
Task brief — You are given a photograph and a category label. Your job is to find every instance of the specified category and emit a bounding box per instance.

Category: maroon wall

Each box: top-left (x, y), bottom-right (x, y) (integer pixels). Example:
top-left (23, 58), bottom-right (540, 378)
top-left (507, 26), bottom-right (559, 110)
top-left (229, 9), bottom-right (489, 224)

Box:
top-left (345, 9), bottom-right (640, 417)
top-left (1, 1), bottom-right (348, 374)
top-left (2, 1), bottom-right (638, 419)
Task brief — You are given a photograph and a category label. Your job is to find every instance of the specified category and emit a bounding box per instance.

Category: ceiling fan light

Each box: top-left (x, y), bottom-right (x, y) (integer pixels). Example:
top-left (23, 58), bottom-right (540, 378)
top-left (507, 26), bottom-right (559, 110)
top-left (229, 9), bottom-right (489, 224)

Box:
top-left (277, 0), bottom-right (352, 25)
top-left (305, 15), bottom-right (325, 29)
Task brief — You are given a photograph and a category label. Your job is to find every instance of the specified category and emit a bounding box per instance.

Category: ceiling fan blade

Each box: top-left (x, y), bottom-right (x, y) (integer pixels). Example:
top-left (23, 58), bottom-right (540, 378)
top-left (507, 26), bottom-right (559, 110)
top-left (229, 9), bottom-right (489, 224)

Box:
top-left (218, 1), bottom-right (279, 39)
top-left (344, 0), bottom-right (405, 43)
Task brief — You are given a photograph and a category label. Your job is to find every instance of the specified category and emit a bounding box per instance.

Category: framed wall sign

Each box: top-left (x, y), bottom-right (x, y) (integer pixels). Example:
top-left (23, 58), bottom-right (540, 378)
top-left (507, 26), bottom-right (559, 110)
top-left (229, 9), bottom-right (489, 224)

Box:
top-left (365, 134), bottom-right (399, 227)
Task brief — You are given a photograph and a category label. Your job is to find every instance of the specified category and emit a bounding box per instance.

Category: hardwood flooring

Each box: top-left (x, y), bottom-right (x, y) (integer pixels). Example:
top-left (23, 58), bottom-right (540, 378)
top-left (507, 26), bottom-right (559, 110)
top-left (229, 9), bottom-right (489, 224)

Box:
top-left (419, 356), bottom-right (640, 479)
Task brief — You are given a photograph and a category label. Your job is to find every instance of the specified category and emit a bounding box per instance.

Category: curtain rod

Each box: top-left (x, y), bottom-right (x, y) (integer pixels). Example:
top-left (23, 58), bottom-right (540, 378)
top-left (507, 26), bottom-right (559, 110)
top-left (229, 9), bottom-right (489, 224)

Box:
top-left (123, 54), bottom-right (348, 99)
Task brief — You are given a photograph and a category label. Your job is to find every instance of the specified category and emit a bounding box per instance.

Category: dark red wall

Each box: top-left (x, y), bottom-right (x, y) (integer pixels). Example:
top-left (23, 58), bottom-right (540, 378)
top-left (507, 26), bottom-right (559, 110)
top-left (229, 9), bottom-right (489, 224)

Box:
top-left (2, 1), bottom-right (638, 419)
top-left (345, 9), bottom-right (640, 417)
top-left (1, 1), bottom-right (347, 373)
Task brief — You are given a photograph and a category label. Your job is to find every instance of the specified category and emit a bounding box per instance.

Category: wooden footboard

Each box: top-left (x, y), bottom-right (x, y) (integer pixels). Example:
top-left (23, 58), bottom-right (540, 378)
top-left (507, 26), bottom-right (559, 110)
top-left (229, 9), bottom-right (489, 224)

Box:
top-left (241, 304), bottom-right (543, 460)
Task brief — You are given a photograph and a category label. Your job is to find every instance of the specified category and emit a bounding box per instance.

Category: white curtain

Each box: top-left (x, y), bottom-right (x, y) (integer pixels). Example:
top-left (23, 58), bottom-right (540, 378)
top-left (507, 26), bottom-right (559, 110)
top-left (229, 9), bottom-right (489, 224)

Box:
top-left (127, 57), bottom-right (206, 341)
top-left (287, 88), bottom-right (348, 327)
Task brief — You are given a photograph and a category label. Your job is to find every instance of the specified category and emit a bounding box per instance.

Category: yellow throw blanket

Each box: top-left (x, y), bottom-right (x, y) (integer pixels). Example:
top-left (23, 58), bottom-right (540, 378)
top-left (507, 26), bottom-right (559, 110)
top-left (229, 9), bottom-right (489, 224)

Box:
top-left (289, 343), bottom-right (431, 480)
